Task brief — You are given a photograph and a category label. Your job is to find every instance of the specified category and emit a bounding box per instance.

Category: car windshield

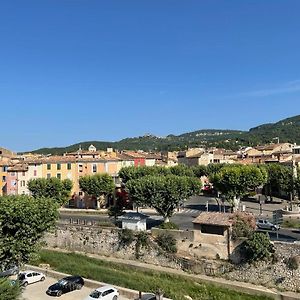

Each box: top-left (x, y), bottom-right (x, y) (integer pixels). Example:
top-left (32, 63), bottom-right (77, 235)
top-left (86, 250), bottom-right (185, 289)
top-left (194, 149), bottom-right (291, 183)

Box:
top-left (89, 290), bottom-right (102, 298)
top-left (57, 279), bottom-right (68, 286)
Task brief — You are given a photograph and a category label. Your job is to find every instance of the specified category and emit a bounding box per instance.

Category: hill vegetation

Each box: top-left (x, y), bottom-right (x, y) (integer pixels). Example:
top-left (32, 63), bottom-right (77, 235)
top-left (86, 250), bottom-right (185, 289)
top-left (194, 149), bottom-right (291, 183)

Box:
top-left (25, 115), bottom-right (300, 155)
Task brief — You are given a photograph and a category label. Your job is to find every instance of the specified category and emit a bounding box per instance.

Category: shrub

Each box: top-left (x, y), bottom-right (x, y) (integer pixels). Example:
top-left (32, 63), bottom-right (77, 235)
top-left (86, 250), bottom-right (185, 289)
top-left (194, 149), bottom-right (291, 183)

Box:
top-left (287, 256), bottom-right (300, 270)
top-left (108, 205), bottom-right (124, 220)
top-left (156, 233), bottom-right (177, 253)
top-left (159, 222), bottom-right (179, 230)
top-left (231, 213), bottom-right (256, 240)
top-left (243, 232), bottom-right (274, 262)
top-left (135, 231), bottom-right (150, 259)
top-left (118, 229), bottom-right (135, 248)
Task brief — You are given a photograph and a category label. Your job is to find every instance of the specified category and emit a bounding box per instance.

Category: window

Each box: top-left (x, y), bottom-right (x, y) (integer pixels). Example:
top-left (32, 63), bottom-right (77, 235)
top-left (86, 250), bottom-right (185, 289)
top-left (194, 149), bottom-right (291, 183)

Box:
top-left (92, 164), bottom-right (97, 173)
top-left (3, 166), bottom-right (7, 172)
top-left (22, 172), bottom-right (25, 176)
top-left (67, 163), bottom-right (72, 170)
top-left (34, 170), bottom-right (37, 176)
top-left (2, 176), bottom-right (6, 182)
top-left (47, 164), bottom-right (51, 170)
top-left (201, 224), bottom-right (225, 235)
top-left (78, 164), bottom-right (83, 173)
top-left (47, 173), bottom-right (51, 179)
top-left (10, 172), bottom-right (15, 177)
top-left (57, 173), bottom-right (61, 179)
top-left (57, 163), bottom-right (61, 170)
top-left (21, 180), bottom-right (25, 187)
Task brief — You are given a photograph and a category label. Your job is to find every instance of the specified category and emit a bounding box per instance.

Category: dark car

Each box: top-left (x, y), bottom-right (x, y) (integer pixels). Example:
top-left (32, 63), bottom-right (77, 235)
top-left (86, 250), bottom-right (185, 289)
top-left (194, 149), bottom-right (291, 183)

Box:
top-left (46, 275), bottom-right (84, 297)
top-left (0, 265), bottom-right (19, 278)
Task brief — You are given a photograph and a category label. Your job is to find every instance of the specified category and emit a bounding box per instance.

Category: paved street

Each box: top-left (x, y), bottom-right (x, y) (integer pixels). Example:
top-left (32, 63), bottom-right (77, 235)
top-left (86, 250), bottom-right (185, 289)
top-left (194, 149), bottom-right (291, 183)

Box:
top-left (22, 276), bottom-right (130, 300)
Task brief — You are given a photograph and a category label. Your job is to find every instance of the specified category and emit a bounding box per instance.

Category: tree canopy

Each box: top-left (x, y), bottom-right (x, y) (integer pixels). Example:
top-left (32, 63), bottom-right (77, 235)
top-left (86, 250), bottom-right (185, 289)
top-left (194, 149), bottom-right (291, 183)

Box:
top-left (210, 164), bottom-right (267, 209)
top-left (0, 195), bottom-right (58, 268)
top-left (27, 177), bottom-right (73, 205)
top-left (79, 174), bottom-right (115, 197)
top-left (126, 175), bottom-right (201, 222)
top-left (262, 164), bottom-right (294, 200)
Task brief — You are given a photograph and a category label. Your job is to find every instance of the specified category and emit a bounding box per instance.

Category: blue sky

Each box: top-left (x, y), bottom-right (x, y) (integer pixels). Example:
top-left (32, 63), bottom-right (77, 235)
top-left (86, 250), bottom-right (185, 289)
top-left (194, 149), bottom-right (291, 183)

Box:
top-left (1, 1), bottom-right (300, 151)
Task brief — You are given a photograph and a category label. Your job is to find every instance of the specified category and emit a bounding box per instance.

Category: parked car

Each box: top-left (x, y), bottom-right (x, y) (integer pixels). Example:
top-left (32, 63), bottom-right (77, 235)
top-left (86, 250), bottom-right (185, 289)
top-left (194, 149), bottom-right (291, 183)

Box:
top-left (256, 219), bottom-right (280, 231)
top-left (18, 270), bottom-right (45, 287)
top-left (135, 293), bottom-right (156, 300)
top-left (84, 285), bottom-right (119, 300)
top-left (46, 275), bottom-right (84, 297)
top-left (0, 265), bottom-right (19, 278)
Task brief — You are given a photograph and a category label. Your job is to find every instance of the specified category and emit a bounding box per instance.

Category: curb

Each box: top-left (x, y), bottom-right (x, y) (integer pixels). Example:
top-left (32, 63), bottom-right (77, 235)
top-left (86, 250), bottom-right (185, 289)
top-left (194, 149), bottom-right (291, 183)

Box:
top-left (25, 265), bottom-right (172, 300)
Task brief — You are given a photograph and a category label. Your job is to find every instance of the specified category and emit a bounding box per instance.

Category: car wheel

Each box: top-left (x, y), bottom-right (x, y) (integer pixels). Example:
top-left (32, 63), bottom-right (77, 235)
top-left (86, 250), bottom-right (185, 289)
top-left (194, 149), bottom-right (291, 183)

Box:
top-left (57, 291), bottom-right (62, 297)
top-left (76, 284), bottom-right (82, 290)
top-left (113, 295), bottom-right (118, 300)
top-left (40, 276), bottom-right (45, 282)
top-left (23, 281), bottom-right (28, 287)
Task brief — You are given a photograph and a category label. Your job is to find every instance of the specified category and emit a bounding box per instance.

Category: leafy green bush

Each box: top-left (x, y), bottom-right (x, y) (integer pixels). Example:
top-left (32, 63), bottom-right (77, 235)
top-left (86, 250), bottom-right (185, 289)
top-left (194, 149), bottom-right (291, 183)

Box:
top-left (159, 222), bottom-right (179, 230)
top-left (243, 232), bottom-right (274, 262)
top-left (156, 233), bottom-right (177, 253)
top-left (118, 229), bottom-right (135, 248)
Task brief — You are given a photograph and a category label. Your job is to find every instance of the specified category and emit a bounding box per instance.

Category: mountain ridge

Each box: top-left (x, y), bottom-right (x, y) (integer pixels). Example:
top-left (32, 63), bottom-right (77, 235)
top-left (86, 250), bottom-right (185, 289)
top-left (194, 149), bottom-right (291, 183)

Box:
top-left (24, 115), bottom-right (300, 155)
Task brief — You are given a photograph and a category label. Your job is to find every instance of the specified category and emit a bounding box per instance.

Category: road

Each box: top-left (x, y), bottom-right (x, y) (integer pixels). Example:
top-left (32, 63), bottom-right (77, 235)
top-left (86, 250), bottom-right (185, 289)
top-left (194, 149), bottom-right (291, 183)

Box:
top-left (59, 195), bottom-right (300, 242)
top-left (22, 276), bottom-right (130, 300)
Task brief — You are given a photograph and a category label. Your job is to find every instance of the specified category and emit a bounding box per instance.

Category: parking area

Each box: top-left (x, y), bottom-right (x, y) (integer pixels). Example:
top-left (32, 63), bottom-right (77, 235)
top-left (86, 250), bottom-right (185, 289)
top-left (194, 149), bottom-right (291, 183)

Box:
top-left (22, 276), bottom-right (130, 300)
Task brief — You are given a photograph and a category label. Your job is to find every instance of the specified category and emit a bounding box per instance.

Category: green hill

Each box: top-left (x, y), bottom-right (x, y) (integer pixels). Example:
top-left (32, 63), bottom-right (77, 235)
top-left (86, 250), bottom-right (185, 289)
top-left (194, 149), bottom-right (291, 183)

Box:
top-left (24, 115), bottom-right (300, 155)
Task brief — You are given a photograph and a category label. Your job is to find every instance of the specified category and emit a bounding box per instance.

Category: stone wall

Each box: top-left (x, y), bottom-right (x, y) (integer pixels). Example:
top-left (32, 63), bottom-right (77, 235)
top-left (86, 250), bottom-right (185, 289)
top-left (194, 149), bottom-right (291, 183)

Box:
top-left (45, 225), bottom-right (181, 269)
top-left (151, 228), bottom-right (230, 260)
top-left (223, 242), bottom-right (300, 292)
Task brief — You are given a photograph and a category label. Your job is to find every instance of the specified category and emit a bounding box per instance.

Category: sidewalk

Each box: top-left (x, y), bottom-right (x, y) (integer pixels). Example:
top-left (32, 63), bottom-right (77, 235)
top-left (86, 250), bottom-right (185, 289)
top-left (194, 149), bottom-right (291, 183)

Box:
top-left (44, 247), bottom-right (300, 300)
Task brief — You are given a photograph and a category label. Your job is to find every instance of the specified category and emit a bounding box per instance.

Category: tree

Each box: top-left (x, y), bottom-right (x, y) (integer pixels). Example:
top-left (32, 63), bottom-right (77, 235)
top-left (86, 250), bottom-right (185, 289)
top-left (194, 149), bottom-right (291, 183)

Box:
top-left (191, 165), bottom-right (207, 178)
top-left (0, 279), bottom-right (20, 300)
top-left (169, 165), bottom-right (195, 177)
top-left (0, 195), bottom-right (58, 268)
top-left (27, 178), bottom-right (73, 205)
top-left (79, 174), bottom-right (115, 209)
top-left (118, 166), bottom-right (170, 183)
top-left (126, 175), bottom-right (202, 222)
top-left (211, 165), bottom-right (267, 211)
top-left (263, 164), bottom-right (294, 201)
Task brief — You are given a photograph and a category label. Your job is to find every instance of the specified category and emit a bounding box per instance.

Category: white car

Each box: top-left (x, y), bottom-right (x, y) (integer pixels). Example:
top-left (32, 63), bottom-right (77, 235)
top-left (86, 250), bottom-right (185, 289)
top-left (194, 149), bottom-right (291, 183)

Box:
top-left (18, 270), bottom-right (46, 287)
top-left (84, 285), bottom-right (119, 300)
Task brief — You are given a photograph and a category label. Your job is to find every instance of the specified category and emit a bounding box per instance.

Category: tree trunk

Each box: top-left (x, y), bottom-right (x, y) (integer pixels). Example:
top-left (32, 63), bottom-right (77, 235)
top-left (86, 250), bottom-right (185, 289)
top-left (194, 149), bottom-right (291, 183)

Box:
top-left (232, 196), bottom-right (240, 212)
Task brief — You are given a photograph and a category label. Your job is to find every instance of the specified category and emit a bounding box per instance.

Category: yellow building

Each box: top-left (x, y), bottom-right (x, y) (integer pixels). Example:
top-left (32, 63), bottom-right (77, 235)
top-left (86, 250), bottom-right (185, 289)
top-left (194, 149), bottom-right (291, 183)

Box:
top-left (0, 161), bottom-right (9, 196)
top-left (40, 156), bottom-right (78, 193)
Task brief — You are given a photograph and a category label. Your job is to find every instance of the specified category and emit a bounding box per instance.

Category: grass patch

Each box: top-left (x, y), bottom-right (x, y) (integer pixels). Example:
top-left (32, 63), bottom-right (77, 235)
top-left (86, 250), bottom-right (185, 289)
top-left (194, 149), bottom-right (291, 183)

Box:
top-left (31, 249), bottom-right (272, 300)
top-left (282, 219), bottom-right (300, 229)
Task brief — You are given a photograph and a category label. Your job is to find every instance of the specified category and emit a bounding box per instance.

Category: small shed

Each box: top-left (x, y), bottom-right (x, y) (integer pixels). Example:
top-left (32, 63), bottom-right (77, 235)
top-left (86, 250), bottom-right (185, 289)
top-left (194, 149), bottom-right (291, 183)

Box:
top-left (119, 212), bottom-right (149, 231)
top-left (193, 212), bottom-right (233, 235)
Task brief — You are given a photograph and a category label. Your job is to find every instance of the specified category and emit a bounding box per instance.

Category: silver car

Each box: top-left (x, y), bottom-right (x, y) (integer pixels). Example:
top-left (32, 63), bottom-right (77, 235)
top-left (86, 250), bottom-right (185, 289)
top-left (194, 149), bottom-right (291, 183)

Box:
top-left (256, 219), bottom-right (280, 231)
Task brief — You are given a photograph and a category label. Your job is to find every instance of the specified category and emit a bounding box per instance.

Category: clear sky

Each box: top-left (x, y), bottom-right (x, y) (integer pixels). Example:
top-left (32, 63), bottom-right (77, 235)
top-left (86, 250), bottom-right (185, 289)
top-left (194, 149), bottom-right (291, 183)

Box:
top-left (1, 1), bottom-right (300, 151)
